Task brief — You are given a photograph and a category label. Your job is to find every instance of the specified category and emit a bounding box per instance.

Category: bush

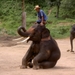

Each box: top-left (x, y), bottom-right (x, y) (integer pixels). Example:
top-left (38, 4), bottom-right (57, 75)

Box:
top-left (0, 0), bottom-right (22, 35)
top-left (60, 0), bottom-right (75, 18)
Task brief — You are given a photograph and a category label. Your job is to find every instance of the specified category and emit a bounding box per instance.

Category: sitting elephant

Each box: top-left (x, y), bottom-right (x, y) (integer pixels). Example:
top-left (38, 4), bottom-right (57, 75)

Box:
top-left (17, 24), bottom-right (61, 69)
top-left (27, 25), bottom-right (61, 69)
top-left (70, 24), bottom-right (75, 52)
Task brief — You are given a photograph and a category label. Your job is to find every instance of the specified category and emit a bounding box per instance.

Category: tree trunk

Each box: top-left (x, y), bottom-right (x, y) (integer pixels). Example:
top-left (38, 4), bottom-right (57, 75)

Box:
top-left (22, 0), bottom-right (26, 28)
top-left (56, 5), bottom-right (59, 18)
top-left (22, 12), bottom-right (26, 28)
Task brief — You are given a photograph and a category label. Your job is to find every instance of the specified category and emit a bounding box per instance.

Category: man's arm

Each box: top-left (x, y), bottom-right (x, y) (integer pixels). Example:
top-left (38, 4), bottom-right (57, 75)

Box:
top-left (40, 10), bottom-right (45, 26)
top-left (40, 16), bottom-right (44, 26)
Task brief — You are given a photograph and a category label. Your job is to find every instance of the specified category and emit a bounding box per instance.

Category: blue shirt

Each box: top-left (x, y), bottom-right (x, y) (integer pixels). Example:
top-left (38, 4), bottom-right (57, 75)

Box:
top-left (37, 10), bottom-right (47, 21)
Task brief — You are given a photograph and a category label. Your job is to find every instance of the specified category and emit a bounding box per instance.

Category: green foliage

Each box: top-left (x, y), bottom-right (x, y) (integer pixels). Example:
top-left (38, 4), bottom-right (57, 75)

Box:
top-left (48, 0), bottom-right (61, 6)
top-left (47, 22), bottom-right (72, 38)
top-left (0, 0), bottom-right (75, 38)
top-left (60, 0), bottom-right (75, 18)
top-left (0, 0), bottom-right (22, 35)
top-left (25, 0), bottom-right (47, 7)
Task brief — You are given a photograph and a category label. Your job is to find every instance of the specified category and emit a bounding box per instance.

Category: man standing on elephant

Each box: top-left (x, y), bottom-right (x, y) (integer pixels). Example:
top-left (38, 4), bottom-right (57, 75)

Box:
top-left (34, 5), bottom-right (47, 26)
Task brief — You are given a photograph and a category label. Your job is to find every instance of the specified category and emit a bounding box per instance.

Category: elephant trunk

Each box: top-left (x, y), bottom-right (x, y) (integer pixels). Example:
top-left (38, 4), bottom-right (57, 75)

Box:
top-left (17, 26), bottom-right (29, 37)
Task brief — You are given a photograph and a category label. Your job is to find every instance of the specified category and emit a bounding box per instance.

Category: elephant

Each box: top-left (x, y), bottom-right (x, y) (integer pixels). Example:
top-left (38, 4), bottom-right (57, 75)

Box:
top-left (70, 24), bottom-right (75, 52)
top-left (17, 24), bottom-right (61, 69)
top-left (27, 25), bottom-right (61, 69)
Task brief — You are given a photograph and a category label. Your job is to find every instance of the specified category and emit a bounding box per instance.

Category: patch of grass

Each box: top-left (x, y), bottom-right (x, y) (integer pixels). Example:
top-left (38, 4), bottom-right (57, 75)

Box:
top-left (46, 14), bottom-right (74, 38)
top-left (0, 3), bottom-right (75, 38)
top-left (47, 25), bottom-right (71, 39)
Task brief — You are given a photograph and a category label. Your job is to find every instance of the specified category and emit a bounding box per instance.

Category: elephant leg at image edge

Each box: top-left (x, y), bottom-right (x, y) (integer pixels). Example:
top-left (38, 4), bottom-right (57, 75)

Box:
top-left (70, 35), bottom-right (74, 52)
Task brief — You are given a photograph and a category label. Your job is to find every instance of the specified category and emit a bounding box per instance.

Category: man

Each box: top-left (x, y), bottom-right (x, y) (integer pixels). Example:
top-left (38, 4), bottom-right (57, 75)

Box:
top-left (26, 5), bottom-right (47, 33)
top-left (34, 5), bottom-right (47, 26)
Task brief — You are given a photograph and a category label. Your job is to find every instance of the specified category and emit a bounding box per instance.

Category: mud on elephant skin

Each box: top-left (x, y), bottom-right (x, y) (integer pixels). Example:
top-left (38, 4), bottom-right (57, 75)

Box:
top-left (17, 24), bottom-right (61, 69)
top-left (69, 24), bottom-right (75, 52)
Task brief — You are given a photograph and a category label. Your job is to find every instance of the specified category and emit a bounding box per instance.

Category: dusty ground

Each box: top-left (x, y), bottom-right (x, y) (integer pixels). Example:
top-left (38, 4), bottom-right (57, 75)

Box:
top-left (0, 36), bottom-right (75, 75)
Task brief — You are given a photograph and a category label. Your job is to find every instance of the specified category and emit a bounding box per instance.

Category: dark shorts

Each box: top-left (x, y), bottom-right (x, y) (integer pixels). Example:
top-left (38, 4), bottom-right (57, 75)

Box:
top-left (37, 20), bottom-right (46, 24)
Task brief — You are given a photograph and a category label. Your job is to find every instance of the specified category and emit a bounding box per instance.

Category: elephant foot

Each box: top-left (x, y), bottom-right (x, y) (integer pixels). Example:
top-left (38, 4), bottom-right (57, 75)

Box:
top-left (71, 51), bottom-right (74, 52)
top-left (33, 65), bottom-right (40, 70)
top-left (67, 50), bottom-right (70, 52)
top-left (28, 62), bottom-right (33, 68)
top-left (20, 65), bottom-right (27, 69)
top-left (67, 50), bottom-right (74, 52)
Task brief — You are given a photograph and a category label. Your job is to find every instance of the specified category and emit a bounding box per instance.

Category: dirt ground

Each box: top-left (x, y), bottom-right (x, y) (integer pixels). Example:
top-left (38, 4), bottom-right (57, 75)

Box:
top-left (0, 36), bottom-right (75, 75)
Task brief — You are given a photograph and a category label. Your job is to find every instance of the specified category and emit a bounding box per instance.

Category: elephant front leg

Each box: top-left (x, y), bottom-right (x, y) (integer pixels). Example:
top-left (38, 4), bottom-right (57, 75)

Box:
top-left (20, 51), bottom-right (33, 69)
top-left (70, 35), bottom-right (74, 52)
top-left (20, 45), bottom-right (34, 69)
top-left (21, 57), bottom-right (33, 69)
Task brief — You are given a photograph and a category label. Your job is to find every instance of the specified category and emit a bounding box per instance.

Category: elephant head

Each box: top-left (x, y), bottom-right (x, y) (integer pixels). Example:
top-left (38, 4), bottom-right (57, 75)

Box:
top-left (26, 25), bottom-right (51, 42)
top-left (17, 24), bottom-right (51, 43)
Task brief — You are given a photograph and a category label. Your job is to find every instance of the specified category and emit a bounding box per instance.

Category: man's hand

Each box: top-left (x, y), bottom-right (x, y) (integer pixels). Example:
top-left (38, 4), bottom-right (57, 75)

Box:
top-left (40, 22), bottom-right (44, 26)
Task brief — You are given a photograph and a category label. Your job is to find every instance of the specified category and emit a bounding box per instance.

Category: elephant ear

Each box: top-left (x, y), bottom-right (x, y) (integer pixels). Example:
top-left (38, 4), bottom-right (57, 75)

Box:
top-left (34, 25), bottom-right (50, 39)
top-left (42, 28), bottom-right (50, 38)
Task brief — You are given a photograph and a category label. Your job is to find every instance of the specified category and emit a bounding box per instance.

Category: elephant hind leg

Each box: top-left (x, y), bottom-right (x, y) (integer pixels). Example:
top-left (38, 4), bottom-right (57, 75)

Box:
top-left (39, 61), bottom-right (57, 69)
top-left (33, 53), bottom-right (50, 69)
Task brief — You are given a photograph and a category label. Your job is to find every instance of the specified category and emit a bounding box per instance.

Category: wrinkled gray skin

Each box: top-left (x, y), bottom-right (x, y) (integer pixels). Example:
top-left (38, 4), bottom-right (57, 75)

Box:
top-left (17, 25), bottom-right (61, 69)
top-left (70, 24), bottom-right (75, 52)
